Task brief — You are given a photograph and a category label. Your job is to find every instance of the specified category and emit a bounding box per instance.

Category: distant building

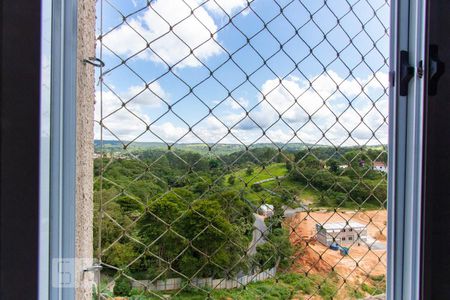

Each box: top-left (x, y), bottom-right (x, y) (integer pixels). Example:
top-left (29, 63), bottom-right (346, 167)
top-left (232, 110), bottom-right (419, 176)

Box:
top-left (258, 204), bottom-right (274, 217)
top-left (315, 221), bottom-right (367, 246)
top-left (372, 161), bottom-right (387, 172)
top-left (338, 164), bottom-right (348, 169)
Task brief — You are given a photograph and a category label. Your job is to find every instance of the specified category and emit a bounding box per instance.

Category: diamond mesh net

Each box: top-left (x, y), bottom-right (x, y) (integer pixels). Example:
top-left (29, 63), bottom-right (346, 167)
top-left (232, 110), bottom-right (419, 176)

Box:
top-left (94, 0), bottom-right (389, 299)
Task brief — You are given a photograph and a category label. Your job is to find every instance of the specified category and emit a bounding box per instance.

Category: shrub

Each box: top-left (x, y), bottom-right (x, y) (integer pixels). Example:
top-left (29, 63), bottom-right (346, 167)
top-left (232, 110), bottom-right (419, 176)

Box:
top-left (251, 183), bottom-right (263, 192)
top-left (278, 273), bottom-right (314, 294)
top-left (228, 175), bottom-right (236, 185)
top-left (246, 166), bottom-right (254, 176)
top-left (348, 286), bottom-right (364, 299)
top-left (114, 275), bottom-right (132, 296)
top-left (361, 282), bottom-right (385, 295)
top-left (311, 170), bottom-right (335, 190)
top-left (318, 279), bottom-right (338, 300)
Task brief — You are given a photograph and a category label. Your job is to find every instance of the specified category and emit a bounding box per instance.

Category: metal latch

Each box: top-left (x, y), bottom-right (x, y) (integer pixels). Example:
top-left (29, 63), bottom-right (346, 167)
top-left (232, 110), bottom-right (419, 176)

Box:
top-left (428, 44), bottom-right (445, 96)
top-left (399, 50), bottom-right (414, 96)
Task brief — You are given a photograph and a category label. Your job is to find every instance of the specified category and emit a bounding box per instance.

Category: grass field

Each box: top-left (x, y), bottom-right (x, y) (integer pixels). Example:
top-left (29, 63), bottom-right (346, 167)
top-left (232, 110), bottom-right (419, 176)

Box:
top-left (221, 163), bottom-right (320, 207)
top-left (223, 162), bottom-right (383, 209)
top-left (225, 163), bottom-right (288, 188)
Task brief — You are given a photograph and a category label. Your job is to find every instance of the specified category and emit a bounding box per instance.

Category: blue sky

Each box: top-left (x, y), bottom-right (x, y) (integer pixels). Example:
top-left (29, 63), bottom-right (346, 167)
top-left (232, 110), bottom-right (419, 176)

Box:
top-left (95, 0), bottom-right (390, 146)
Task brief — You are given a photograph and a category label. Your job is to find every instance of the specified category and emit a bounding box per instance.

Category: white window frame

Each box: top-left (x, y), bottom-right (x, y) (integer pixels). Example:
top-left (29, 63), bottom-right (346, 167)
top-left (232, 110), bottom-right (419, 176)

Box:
top-left (387, 0), bottom-right (427, 299)
top-left (40, 0), bottom-right (78, 299)
top-left (39, 0), bottom-right (429, 299)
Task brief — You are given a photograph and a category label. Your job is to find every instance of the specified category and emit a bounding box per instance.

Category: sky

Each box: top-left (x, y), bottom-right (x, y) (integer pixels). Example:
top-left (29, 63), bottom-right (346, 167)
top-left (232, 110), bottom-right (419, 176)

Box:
top-left (95, 0), bottom-right (390, 147)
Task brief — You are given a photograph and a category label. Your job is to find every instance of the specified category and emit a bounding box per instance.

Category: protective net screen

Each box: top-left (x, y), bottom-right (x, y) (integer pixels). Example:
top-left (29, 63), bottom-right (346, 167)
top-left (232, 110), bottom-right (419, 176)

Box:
top-left (94, 0), bottom-right (389, 299)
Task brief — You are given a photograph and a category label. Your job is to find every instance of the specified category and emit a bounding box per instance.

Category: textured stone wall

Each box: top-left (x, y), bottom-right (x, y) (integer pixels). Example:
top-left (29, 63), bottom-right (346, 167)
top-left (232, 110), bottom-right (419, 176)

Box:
top-left (76, 0), bottom-right (96, 299)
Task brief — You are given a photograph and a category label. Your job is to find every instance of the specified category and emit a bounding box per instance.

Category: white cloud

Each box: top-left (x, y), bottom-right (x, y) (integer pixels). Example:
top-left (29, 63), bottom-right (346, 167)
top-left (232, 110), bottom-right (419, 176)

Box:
top-left (102, 0), bottom-right (252, 68)
top-left (226, 97), bottom-right (249, 110)
top-left (95, 70), bottom-right (388, 146)
top-left (205, 0), bottom-right (249, 15)
top-left (127, 82), bottom-right (167, 107)
top-left (95, 82), bottom-right (166, 118)
top-left (97, 108), bottom-right (149, 142)
top-left (151, 122), bottom-right (190, 142)
top-left (94, 81), bottom-right (168, 141)
top-left (103, 0), bottom-right (223, 68)
top-left (228, 71), bottom-right (388, 145)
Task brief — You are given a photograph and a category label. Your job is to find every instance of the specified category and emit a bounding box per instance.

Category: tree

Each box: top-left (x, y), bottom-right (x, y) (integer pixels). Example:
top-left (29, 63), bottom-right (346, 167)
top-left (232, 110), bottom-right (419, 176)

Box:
top-left (311, 170), bottom-right (335, 190)
top-left (286, 160), bottom-right (293, 171)
top-left (251, 183), bottom-right (263, 192)
top-left (104, 243), bottom-right (138, 269)
top-left (349, 181), bottom-right (371, 203)
top-left (269, 228), bottom-right (294, 269)
top-left (295, 151), bottom-right (321, 169)
top-left (254, 243), bottom-right (277, 269)
top-left (113, 276), bottom-right (132, 296)
top-left (115, 195), bottom-right (144, 213)
top-left (291, 167), bottom-right (316, 184)
top-left (127, 180), bottom-right (162, 201)
top-left (255, 228), bottom-right (294, 270)
top-left (138, 194), bottom-right (188, 274)
top-left (178, 199), bottom-right (246, 277)
top-left (344, 150), bottom-right (370, 169)
top-left (209, 158), bottom-right (220, 169)
top-left (327, 159), bottom-right (339, 173)
top-left (192, 181), bottom-right (209, 194)
top-left (246, 166), bottom-right (254, 176)
top-left (93, 188), bottom-right (134, 262)
top-left (216, 190), bottom-right (254, 236)
top-left (228, 174), bottom-right (236, 185)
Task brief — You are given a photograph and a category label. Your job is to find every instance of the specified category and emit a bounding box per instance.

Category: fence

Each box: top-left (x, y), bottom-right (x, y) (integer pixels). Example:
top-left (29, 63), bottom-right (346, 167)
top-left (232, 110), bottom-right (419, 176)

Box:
top-left (95, 0), bottom-right (389, 299)
top-left (130, 267), bottom-right (276, 291)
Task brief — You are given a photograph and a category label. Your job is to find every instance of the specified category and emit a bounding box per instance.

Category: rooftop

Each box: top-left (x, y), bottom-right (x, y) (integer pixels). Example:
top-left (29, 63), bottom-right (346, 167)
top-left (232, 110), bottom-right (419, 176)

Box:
top-left (319, 221), bottom-right (367, 231)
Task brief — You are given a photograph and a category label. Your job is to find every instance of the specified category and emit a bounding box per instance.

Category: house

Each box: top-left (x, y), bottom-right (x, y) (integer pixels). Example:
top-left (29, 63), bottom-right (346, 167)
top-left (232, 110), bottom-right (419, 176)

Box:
top-left (373, 161), bottom-right (388, 172)
top-left (258, 204), bottom-right (274, 217)
top-left (315, 221), bottom-right (368, 246)
top-left (338, 164), bottom-right (348, 169)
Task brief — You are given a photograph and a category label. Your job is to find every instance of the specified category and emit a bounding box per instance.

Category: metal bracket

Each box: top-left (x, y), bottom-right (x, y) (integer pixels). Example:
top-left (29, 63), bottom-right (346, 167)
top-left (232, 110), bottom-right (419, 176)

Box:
top-left (399, 50), bottom-right (415, 96)
top-left (82, 57), bottom-right (105, 68)
top-left (83, 264), bottom-right (103, 273)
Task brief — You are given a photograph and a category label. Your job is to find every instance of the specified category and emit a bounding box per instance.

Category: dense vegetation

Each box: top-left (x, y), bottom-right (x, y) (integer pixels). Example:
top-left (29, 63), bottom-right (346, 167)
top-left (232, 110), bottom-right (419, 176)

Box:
top-left (288, 149), bottom-right (387, 208)
top-left (98, 272), bottom-right (386, 300)
top-left (93, 144), bottom-right (387, 297)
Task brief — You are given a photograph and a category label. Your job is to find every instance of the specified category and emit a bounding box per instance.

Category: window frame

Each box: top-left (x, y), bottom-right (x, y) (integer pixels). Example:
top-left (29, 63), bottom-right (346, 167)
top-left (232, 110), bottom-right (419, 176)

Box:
top-left (387, 0), bottom-right (428, 299)
top-left (40, 0), bottom-right (429, 299)
top-left (41, 0), bottom-right (78, 299)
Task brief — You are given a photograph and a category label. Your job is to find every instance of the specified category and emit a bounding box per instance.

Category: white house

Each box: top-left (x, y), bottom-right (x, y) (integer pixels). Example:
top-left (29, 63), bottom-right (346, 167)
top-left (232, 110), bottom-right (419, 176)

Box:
top-left (258, 204), bottom-right (274, 217)
top-left (372, 161), bottom-right (388, 172)
top-left (315, 221), bottom-right (368, 246)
